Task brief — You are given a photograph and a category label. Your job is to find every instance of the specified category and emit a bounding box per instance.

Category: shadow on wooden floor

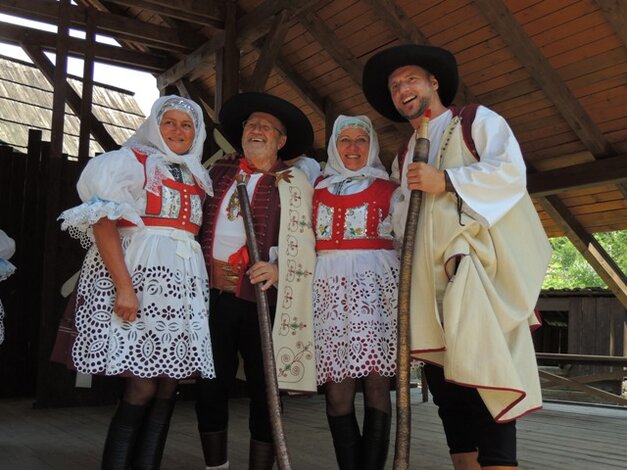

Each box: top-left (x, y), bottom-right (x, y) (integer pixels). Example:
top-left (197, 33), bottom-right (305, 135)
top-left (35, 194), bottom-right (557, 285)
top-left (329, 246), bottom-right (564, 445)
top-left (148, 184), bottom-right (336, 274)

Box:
top-left (1, 391), bottom-right (626, 469)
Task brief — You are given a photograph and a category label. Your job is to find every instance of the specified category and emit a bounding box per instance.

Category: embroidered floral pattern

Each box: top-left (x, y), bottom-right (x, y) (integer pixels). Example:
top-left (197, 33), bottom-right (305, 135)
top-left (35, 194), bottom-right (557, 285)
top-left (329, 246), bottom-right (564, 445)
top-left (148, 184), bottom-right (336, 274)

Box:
top-left (344, 203), bottom-right (369, 239)
top-left (315, 204), bottom-right (334, 240)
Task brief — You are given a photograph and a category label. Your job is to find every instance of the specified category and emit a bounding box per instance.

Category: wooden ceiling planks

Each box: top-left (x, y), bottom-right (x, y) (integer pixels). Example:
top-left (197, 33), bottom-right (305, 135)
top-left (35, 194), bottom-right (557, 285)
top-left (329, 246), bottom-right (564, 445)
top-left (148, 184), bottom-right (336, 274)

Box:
top-left (5, 0), bottom-right (626, 242)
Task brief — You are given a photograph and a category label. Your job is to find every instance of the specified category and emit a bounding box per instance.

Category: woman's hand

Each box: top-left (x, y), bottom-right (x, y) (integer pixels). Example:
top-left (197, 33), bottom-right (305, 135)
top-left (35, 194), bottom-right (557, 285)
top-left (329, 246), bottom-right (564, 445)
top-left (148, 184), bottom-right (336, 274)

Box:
top-left (248, 261), bottom-right (278, 291)
top-left (92, 218), bottom-right (139, 322)
top-left (114, 284), bottom-right (139, 322)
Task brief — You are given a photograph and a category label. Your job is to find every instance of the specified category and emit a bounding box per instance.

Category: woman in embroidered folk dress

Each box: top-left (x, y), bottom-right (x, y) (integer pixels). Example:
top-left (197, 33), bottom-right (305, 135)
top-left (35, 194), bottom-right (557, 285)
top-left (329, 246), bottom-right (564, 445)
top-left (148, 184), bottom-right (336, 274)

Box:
top-left (0, 229), bottom-right (16, 346)
top-left (313, 115), bottom-right (400, 470)
top-left (58, 96), bottom-right (214, 469)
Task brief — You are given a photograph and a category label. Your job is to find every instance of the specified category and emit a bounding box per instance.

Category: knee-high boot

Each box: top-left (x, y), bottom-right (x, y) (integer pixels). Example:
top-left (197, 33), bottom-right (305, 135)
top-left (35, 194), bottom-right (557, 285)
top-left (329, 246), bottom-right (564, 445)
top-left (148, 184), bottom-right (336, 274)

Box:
top-left (359, 407), bottom-right (391, 470)
top-left (248, 439), bottom-right (275, 470)
top-left (132, 398), bottom-right (176, 469)
top-left (327, 413), bottom-right (361, 470)
top-left (102, 401), bottom-right (148, 470)
top-left (199, 429), bottom-right (229, 468)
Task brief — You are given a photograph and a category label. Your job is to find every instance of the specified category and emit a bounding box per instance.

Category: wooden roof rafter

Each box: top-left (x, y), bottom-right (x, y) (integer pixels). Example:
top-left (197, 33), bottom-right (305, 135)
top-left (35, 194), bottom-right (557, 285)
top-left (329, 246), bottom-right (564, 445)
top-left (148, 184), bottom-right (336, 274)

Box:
top-left (362, 0), bottom-right (478, 105)
top-left (540, 195), bottom-right (627, 306)
top-left (20, 41), bottom-right (118, 152)
top-left (473, 0), bottom-right (625, 305)
top-left (103, 0), bottom-right (225, 28)
top-left (474, 0), bottom-right (614, 158)
top-left (298, 7), bottom-right (411, 135)
top-left (242, 9), bottom-right (290, 93)
top-left (0, 0), bottom-right (205, 54)
top-left (156, 0), bottom-right (320, 90)
top-left (0, 21), bottom-right (172, 72)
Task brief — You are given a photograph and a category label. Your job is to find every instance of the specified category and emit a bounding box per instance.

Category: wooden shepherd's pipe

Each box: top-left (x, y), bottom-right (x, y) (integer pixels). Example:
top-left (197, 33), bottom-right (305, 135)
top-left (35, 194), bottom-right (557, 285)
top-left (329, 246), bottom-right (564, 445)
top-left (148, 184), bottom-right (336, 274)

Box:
top-left (393, 109), bottom-right (431, 470)
top-left (235, 174), bottom-right (292, 470)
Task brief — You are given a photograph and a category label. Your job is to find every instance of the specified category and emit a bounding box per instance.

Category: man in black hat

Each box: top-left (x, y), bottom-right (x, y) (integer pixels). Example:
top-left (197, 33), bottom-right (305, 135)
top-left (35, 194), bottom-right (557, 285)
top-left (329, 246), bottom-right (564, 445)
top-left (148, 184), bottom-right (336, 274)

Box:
top-left (195, 92), bottom-right (317, 470)
top-left (363, 46), bottom-right (551, 470)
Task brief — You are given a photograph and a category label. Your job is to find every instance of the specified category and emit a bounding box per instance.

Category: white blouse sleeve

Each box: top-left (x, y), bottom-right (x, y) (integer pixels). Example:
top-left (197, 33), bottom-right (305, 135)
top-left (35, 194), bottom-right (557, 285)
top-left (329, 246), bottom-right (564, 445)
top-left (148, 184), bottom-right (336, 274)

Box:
top-left (0, 230), bottom-right (16, 281)
top-left (59, 148), bottom-right (146, 246)
top-left (446, 106), bottom-right (527, 227)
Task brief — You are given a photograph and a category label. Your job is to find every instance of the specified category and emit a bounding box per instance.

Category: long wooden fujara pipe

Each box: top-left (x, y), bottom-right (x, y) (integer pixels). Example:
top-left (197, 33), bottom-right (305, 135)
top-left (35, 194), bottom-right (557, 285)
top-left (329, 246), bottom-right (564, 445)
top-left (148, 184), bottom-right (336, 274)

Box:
top-left (393, 109), bottom-right (431, 470)
top-left (236, 174), bottom-right (292, 470)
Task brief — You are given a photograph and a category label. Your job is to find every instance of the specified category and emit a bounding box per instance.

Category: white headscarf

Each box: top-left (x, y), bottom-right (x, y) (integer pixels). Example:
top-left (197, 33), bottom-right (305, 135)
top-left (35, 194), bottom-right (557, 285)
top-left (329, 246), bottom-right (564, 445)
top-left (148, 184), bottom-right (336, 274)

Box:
top-left (125, 95), bottom-right (213, 195)
top-left (316, 114), bottom-right (389, 189)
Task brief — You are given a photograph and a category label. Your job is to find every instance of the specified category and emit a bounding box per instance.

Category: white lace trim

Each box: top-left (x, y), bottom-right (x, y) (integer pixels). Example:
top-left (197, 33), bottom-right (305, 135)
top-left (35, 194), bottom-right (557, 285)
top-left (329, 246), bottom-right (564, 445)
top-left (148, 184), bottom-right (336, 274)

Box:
top-left (0, 300), bottom-right (4, 345)
top-left (0, 260), bottom-right (16, 282)
top-left (59, 197), bottom-right (144, 248)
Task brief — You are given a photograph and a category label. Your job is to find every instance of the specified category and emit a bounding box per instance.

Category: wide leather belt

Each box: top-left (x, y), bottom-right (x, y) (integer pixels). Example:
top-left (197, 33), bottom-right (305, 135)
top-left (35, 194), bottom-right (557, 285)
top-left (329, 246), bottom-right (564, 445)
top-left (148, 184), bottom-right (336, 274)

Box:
top-left (211, 258), bottom-right (243, 293)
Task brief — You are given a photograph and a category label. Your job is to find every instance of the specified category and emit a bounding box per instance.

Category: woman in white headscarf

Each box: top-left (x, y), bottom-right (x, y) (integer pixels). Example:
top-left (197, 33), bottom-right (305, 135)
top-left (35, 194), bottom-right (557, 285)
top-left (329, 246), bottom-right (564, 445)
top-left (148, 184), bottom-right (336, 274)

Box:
top-left (0, 229), bottom-right (16, 346)
top-left (313, 115), bottom-right (401, 470)
top-left (58, 96), bottom-right (214, 469)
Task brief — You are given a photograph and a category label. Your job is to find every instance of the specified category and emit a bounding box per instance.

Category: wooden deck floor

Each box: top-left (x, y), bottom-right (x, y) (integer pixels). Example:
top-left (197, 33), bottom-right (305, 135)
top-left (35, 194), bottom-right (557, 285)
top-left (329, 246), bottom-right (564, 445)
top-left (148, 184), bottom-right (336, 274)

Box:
top-left (1, 391), bottom-right (626, 469)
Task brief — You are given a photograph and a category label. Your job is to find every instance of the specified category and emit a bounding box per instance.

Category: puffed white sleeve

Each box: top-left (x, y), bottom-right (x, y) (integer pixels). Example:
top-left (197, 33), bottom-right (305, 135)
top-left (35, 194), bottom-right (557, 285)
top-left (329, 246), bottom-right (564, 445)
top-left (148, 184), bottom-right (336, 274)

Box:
top-left (446, 106), bottom-right (527, 227)
top-left (0, 230), bottom-right (16, 281)
top-left (58, 148), bottom-right (145, 246)
top-left (289, 156), bottom-right (322, 186)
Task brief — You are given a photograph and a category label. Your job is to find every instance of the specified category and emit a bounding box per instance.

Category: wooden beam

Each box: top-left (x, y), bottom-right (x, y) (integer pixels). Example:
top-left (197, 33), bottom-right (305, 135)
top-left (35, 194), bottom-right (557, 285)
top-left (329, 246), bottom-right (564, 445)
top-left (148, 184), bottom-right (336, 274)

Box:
top-left (300, 10), bottom-right (363, 85)
top-left (177, 79), bottom-right (217, 123)
top-left (474, 0), bottom-right (614, 158)
top-left (0, 22), bottom-right (171, 72)
top-left (0, 0), bottom-right (204, 53)
top-left (527, 155), bottom-right (627, 197)
top-left (35, 0), bottom-right (70, 413)
top-left (214, 0), bottom-right (239, 117)
top-left (299, 8), bottom-right (409, 135)
top-left (78, 10), bottom-right (96, 164)
top-left (157, 0), bottom-right (318, 89)
top-left (50, 0), bottom-right (70, 161)
top-left (594, 0), bottom-right (627, 50)
top-left (104, 0), bottom-right (224, 27)
top-left (273, 57), bottom-right (326, 118)
top-left (539, 195), bottom-right (627, 307)
top-left (244, 9), bottom-right (290, 92)
top-left (362, 0), bottom-right (477, 104)
top-left (21, 43), bottom-right (118, 152)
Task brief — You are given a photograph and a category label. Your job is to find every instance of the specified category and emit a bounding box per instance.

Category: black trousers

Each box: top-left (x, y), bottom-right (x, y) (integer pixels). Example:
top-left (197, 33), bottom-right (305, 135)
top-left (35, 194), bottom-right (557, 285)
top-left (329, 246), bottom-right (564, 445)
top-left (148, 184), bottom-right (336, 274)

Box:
top-left (424, 363), bottom-right (517, 467)
top-left (196, 290), bottom-right (274, 443)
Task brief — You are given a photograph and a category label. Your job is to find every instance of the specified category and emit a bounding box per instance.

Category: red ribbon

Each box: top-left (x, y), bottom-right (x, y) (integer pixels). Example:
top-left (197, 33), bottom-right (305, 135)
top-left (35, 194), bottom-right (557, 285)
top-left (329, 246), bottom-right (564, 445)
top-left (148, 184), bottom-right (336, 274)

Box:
top-left (227, 245), bottom-right (250, 270)
top-left (239, 158), bottom-right (257, 175)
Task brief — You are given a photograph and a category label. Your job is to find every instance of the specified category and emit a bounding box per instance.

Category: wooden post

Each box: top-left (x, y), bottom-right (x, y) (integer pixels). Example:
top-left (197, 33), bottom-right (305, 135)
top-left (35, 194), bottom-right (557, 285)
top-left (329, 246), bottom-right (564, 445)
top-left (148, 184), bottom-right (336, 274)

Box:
top-left (78, 8), bottom-right (97, 165)
top-left (50, 0), bottom-right (70, 161)
top-left (35, 0), bottom-right (71, 408)
top-left (214, 0), bottom-right (239, 118)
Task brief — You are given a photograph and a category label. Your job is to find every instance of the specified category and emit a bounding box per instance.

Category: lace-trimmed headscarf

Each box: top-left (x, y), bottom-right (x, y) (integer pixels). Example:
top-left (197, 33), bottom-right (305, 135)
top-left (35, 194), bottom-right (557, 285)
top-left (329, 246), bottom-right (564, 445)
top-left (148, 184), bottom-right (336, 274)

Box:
top-left (316, 114), bottom-right (389, 189)
top-left (125, 95), bottom-right (213, 196)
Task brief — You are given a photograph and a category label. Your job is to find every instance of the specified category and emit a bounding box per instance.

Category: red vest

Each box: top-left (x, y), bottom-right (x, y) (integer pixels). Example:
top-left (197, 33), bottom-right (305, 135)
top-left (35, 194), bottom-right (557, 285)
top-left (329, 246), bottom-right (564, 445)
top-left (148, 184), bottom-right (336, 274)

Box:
top-left (313, 178), bottom-right (397, 251)
top-left (200, 158), bottom-right (287, 304)
top-left (117, 149), bottom-right (204, 235)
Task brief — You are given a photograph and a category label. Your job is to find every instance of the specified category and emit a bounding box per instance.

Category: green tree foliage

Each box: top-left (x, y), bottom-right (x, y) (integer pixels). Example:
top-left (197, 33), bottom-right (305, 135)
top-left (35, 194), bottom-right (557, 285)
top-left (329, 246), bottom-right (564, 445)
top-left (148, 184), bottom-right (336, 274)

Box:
top-left (543, 231), bottom-right (627, 289)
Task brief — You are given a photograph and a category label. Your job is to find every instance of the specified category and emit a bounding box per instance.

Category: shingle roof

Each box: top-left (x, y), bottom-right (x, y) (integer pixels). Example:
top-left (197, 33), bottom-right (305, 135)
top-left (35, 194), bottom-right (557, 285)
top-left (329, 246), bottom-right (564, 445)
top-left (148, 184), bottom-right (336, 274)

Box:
top-left (0, 54), bottom-right (145, 157)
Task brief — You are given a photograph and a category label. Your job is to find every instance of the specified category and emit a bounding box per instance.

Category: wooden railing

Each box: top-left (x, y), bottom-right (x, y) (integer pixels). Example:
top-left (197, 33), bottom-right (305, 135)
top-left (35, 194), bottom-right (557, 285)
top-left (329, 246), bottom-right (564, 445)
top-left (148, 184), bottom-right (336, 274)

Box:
top-left (536, 353), bottom-right (627, 406)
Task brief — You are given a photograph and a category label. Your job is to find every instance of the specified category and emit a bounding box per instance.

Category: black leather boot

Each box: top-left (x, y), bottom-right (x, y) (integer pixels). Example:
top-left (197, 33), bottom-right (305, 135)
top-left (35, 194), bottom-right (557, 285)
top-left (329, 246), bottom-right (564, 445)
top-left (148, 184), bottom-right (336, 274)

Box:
top-left (199, 429), bottom-right (228, 467)
top-left (327, 413), bottom-right (361, 470)
top-left (132, 398), bottom-right (176, 469)
top-left (359, 407), bottom-right (392, 470)
top-left (101, 401), bottom-right (147, 470)
top-left (248, 439), bottom-right (275, 470)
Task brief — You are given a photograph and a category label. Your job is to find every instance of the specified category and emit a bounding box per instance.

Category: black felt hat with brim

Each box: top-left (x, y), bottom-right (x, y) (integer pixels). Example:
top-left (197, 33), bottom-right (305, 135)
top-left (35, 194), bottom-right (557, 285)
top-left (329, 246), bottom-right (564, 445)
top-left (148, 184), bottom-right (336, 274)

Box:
top-left (362, 45), bottom-right (459, 122)
top-left (219, 92), bottom-right (314, 160)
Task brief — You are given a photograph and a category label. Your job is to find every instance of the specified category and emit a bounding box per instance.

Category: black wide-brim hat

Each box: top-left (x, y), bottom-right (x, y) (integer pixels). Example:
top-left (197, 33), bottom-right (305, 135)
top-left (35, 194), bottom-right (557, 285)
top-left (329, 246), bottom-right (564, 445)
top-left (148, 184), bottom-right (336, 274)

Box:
top-left (362, 45), bottom-right (459, 122)
top-left (219, 92), bottom-right (314, 160)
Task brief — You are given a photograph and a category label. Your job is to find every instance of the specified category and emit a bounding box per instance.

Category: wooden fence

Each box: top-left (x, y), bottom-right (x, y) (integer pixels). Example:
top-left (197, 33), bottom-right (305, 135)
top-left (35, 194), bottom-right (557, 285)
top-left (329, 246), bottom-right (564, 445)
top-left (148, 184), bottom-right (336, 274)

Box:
top-left (0, 131), bottom-right (121, 407)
